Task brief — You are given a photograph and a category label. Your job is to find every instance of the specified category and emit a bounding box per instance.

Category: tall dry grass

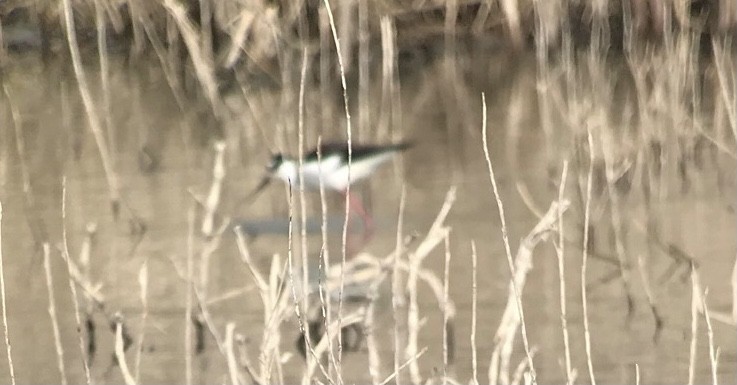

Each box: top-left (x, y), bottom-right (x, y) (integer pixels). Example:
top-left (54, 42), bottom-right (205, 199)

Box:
top-left (0, 0), bottom-right (733, 384)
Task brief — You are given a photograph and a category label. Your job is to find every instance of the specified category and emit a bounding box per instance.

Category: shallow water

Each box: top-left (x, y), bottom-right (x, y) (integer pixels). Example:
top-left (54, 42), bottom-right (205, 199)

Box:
top-left (0, 41), bottom-right (735, 385)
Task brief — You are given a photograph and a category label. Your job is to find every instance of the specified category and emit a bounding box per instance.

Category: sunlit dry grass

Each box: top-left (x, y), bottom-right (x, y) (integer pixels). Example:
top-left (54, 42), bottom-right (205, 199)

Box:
top-left (0, 0), bottom-right (733, 384)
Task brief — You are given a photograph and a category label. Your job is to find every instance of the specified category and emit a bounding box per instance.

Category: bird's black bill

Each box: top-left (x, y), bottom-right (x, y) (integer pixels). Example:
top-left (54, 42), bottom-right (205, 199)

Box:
top-left (233, 175), bottom-right (272, 211)
top-left (247, 175), bottom-right (272, 202)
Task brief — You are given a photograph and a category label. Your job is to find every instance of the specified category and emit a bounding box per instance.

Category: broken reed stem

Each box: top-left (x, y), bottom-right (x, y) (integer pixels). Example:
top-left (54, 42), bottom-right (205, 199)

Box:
top-left (511, 348), bottom-right (538, 385)
top-left (297, 47), bottom-right (316, 382)
top-left (392, 186), bottom-right (406, 385)
top-left (321, 0), bottom-right (353, 374)
top-left (61, 178), bottom-right (92, 385)
top-left (94, 0), bottom-right (114, 148)
top-left (305, 312), bottom-right (362, 378)
top-left (161, 0), bottom-right (222, 117)
top-left (115, 318), bottom-right (136, 385)
top-left (366, 294), bottom-right (381, 385)
top-left (42, 243), bottom-right (67, 385)
top-left (379, 347), bottom-right (429, 385)
top-left (316, 137), bottom-right (339, 376)
top-left (185, 205), bottom-right (195, 385)
top-left (442, 231), bottom-right (452, 384)
top-left (406, 187), bottom-right (457, 383)
top-left (481, 92), bottom-right (537, 384)
top-left (471, 241), bottom-right (479, 385)
top-left (688, 263), bottom-right (699, 385)
top-left (581, 129), bottom-right (597, 385)
top-left (61, 0), bottom-right (121, 216)
top-left (224, 322), bottom-right (241, 385)
top-left (555, 161), bottom-right (573, 385)
top-left (732, 256), bottom-right (736, 323)
top-left (0, 201), bottom-right (15, 385)
top-left (711, 38), bottom-right (737, 140)
top-left (695, 273), bottom-right (719, 385)
top-left (285, 182), bottom-right (327, 385)
top-left (135, 261), bottom-right (149, 383)
top-left (201, 141), bottom-right (226, 237)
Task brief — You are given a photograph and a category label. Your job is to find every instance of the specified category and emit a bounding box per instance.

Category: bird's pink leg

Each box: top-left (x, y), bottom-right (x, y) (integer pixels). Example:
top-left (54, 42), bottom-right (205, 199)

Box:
top-left (343, 190), bottom-right (375, 251)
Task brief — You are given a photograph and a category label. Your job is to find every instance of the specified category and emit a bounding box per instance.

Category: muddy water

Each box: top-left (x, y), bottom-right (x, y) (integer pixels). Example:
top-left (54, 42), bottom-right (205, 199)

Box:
top-left (0, 44), bottom-right (735, 385)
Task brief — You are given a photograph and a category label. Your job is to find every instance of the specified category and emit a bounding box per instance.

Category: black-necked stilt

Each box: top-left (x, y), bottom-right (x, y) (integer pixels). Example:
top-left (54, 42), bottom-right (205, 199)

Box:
top-left (246, 141), bottom-right (412, 235)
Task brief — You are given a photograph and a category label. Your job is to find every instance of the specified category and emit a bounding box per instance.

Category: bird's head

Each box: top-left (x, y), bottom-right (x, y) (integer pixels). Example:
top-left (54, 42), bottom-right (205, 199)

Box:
top-left (266, 153), bottom-right (285, 174)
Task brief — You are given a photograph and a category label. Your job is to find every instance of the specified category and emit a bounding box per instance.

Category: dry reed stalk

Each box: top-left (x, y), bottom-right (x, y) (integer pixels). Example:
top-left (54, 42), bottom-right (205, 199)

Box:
top-left (115, 316), bottom-right (136, 385)
top-left (511, 348), bottom-right (538, 385)
top-left (296, 49), bottom-right (316, 383)
top-left (0, 201), bottom-right (14, 385)
top-left (61, 0), bottom-right (121, 217)
top-left (581, 129), bottom-right (596, 385)
top-left (185, 205), bottom-right (195, 385)
top-left (134, 261), bottom-right (149, 383)
top-left (392, 186), bottom-right (406, 385)
top-left (692, 271), bottom-right (719, 385)
top-left (161, 0), bottom-right (222, 117)
top-left (378, 347), bottom-right (428, 385)
top-left (499, 0), bottom-right (522, 47)
top-left (635, 363), bottom-right (640, 385)
top-left (378, 17), bottom-right (394, 139)
top-left (711, 38), bottom-right (737, 140)
top-left (732, 257), bottom-right (737, 323)
top-left (284, 182), bottom-right (331, 385)
top-left (487, 200), bottom-right (567, 385)
top-left (235, 335), bottom-right (263, 385)
top-left (94, 0), bottom-right (114, 149)
top-left (5, 84), bottom-right (47, 244)
top-left (224, 322), bottom-right (242, 385)
top-left (470, 241), bottom-right (479, 385)
top-left (305, 312), bottom-right (363, 379)
top-left (42, 242), bottom-right (67, 385)
top-left (60, 178), bottom-right (92, 385)
top-left (321, 0), bottom-right (353, 375)
top-left (442, 231), bottom-right (452, 384)
top-left (601, 132), bottom-right (636, 322)
top-left (358, 0), bottom-right (370, 141)
top-left (140, 13), bottom-right (186, 110)
top-left (365, 288), bottom-right (381, 385)
top-left (316, 138), bottom-right (339, 376)
top-left (554, 161), bottom-right (573, 385)
top-left (198, 0), bottom-right (213, 68)
top-left (201, 141), bottom-right (226, 237)
top-left (234, 232), bottom-right (293, 384)
top-left (481, 92), bottom-right (538, 385)
top-left (406, 188), bottom-right (457, 383)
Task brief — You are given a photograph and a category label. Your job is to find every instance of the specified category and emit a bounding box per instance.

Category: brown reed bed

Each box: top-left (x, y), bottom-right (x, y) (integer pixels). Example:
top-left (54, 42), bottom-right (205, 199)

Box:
top-left (0, 0), bottom-right (733, 384)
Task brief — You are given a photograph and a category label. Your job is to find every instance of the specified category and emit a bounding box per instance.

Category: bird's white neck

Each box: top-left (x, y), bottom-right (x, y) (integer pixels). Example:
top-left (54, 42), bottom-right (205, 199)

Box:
top-left (275, 159), bottom-right (298, 185)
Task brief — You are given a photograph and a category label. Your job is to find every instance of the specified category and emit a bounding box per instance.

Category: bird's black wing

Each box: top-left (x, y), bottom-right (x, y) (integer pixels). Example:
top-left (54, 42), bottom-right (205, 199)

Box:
top-left (304, 142), bottom-right (412, 163)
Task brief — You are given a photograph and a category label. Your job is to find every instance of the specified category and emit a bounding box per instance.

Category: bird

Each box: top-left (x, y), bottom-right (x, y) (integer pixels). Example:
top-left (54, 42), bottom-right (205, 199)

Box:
top-left (245, 141), bottom-right (412, 235)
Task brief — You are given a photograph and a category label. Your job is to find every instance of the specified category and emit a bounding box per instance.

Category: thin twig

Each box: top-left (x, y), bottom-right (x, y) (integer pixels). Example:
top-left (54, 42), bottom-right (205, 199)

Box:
top-left (581, 129), bottom-right (597, 385)
top-left (135, 260), bottom-right (149, 383)
top-left (471, 241), bottom-right (479, 385)
top-left (43, 243), bottom-right (67, 385)
top-left (442, 231), bottom-right (452, 383)
top-left (481, 92), bottom-right (536, 384)
top-left (115, 317), bottom-right (136, 385)
top-left (321, 0), bottom-right (353, 376)
top-left (185, 205), bottom-right (195, 385)
top-left (555, 161), bottom-right (573, 385)
top-left (297, 47), bottom-right (316, 383)
top-left (60, 178), bottom-right (91, 385)
top-left (61, 0), bottom-right (121, 216)
top-left (379, 347), bottom-right (429, 385)
top-left (0, 201), bottom-right (15, 385)
top-left (393, 187), bottom-right (406, 385)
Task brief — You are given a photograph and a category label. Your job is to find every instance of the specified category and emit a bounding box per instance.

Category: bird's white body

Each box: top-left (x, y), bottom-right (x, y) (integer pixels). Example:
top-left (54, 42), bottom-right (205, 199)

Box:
top-left (274, 151), bottom-right (396, 191)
